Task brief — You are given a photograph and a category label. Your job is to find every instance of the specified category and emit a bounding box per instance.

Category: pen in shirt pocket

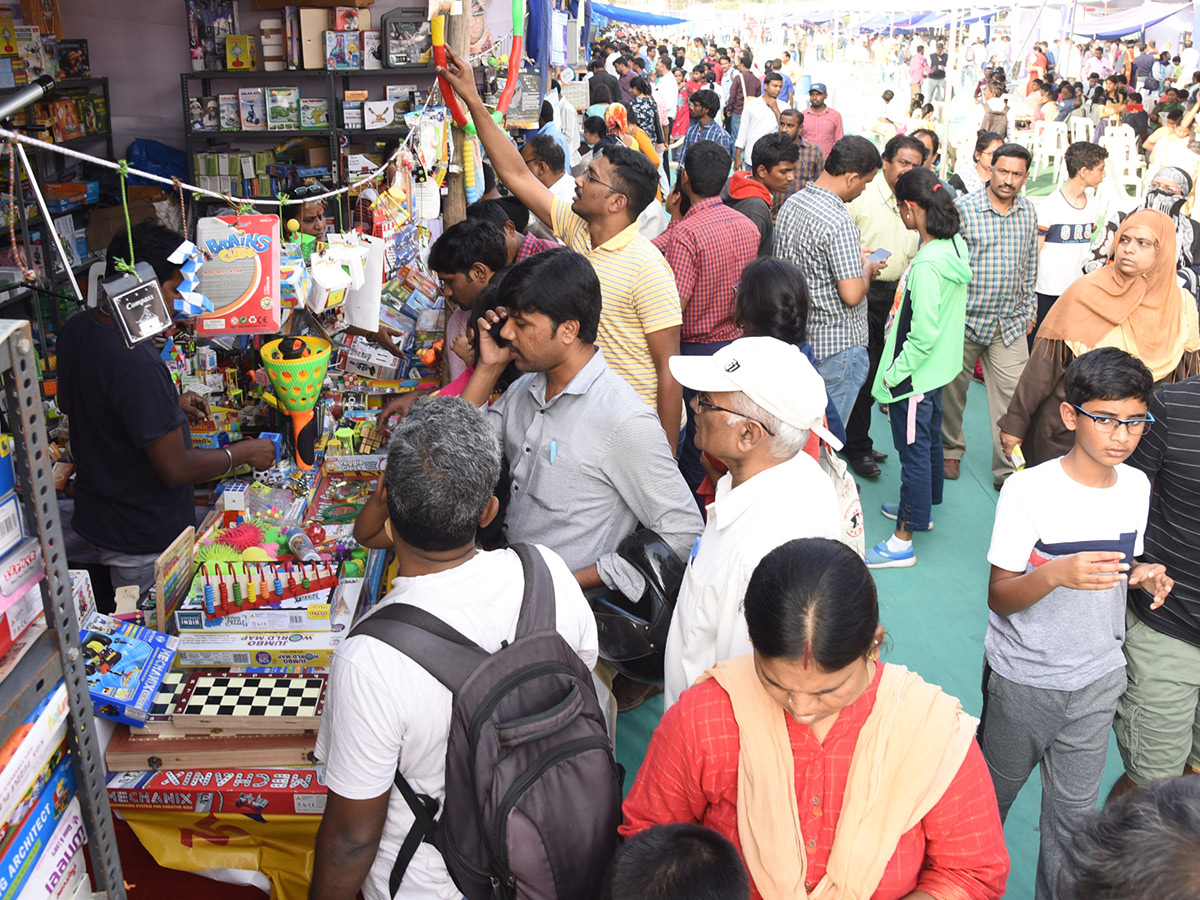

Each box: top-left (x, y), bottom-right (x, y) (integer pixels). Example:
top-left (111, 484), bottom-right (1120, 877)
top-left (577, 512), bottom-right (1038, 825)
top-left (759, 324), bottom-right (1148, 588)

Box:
top-left (550, 440), bottom-right (557, 463)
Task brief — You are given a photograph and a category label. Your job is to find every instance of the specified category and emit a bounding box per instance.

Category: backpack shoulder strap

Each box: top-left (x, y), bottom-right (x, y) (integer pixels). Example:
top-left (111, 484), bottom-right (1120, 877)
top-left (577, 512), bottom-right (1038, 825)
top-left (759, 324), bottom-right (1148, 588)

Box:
top-left (349, 603), bottom-right (487, 694)
top-left (511, 543), bottom-right (557, 638)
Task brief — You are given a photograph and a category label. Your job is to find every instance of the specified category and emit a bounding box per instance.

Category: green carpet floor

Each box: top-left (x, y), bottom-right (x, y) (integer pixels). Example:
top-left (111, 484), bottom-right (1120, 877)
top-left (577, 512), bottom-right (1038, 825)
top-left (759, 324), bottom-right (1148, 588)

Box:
top-left (614, 382), bottom-right (1127, 899)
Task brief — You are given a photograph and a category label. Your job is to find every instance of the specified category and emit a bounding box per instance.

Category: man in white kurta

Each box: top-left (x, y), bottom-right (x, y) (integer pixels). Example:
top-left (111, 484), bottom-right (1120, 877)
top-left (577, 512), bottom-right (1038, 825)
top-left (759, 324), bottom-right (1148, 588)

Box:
top-left (662, 337), bottom-right (843, 709)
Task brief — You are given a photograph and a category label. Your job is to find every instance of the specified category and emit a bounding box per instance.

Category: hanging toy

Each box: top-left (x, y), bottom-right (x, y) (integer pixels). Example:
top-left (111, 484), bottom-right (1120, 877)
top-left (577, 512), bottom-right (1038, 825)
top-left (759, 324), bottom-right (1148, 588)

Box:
top-left (463, 137), bottom-right (483, 204)
top-left (431, 0), bottom-right (524, 134)
top-left (432, 15), bottom-right (469, 128)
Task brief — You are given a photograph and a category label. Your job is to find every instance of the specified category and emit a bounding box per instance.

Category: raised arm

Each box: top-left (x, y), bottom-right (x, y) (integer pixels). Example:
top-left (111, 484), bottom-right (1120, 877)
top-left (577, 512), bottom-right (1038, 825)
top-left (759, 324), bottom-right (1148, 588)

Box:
top-left (436, 46), bottom-right (555, 229)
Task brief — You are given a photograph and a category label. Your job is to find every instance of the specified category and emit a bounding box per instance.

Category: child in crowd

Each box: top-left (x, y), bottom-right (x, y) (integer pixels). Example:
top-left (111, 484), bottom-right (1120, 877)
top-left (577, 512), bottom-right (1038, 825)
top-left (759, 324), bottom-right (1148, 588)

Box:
top-left (866, 168), bottom-right (971, 569)
top-left (601, 824), bottom-right (749, 900)
top-left (979, 347), bottom-right (1173, 900)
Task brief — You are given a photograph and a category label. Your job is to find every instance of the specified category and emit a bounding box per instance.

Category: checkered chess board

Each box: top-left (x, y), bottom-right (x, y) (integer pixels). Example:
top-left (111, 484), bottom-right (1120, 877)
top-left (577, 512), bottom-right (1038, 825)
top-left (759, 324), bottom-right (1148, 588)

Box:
top-left (173, 674), bottom-right (327, 720)
top-left (149, 671), bottom-right (189, 721)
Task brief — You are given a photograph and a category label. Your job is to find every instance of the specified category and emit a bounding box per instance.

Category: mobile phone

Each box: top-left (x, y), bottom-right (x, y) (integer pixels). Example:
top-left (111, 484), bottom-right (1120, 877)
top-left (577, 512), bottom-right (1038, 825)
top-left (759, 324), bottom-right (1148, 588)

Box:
top-left (867, 248), bottom-right (891, 263)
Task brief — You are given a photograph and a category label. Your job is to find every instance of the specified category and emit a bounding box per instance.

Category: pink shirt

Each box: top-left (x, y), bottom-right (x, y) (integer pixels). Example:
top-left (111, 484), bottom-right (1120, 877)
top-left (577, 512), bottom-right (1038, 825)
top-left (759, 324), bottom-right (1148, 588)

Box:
top-left (909, 53), bottom-right (929, 85)
top-left (802, 106), bottom-right (844, 158)
top-left (445, 306), bottom-right (470, 381)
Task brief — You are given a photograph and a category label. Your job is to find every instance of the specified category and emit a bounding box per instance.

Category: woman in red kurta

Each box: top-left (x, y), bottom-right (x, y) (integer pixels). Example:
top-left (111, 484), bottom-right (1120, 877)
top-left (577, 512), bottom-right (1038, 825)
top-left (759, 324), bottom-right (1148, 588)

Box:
top-left (621, 539), bottom-right (1009, 900)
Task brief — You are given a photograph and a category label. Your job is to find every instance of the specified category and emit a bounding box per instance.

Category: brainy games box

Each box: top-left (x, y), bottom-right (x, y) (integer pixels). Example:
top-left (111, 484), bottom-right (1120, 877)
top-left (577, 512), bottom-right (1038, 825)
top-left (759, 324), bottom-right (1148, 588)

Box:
top-left (196, 214), bottom-right (281, 335)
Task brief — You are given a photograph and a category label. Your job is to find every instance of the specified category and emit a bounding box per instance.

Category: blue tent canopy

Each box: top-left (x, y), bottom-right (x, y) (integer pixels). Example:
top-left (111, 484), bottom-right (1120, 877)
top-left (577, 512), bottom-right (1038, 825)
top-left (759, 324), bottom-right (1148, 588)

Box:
top-left (920, 9), bottom-right (1001, 29)
top-left (589, 2), bottom-right (686, 26)
top-left (894, 11), bottom-right (942, 31)
top-left (1072, 1), bottom-right (1190, 40)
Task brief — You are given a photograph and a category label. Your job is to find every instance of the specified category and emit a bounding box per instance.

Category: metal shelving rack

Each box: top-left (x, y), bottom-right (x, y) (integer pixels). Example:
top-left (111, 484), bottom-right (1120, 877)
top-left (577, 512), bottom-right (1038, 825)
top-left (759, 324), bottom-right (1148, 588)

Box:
top-left (1, 318), bottom-right (125, 900)
top-left (180, 68), bottom-right (436, 224)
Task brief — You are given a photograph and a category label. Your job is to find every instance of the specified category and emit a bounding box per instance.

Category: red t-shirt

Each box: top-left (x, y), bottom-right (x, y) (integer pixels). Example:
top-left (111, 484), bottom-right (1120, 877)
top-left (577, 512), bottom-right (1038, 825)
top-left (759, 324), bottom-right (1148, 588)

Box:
top-left (621, 664), bottom-right (1009, 900)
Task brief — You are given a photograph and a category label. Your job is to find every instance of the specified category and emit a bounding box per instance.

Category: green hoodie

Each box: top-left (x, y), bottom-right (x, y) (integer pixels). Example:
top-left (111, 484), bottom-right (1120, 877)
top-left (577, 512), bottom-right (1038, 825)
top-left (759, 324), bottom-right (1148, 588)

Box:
top-left (872, 234), bottom-right (972, 403)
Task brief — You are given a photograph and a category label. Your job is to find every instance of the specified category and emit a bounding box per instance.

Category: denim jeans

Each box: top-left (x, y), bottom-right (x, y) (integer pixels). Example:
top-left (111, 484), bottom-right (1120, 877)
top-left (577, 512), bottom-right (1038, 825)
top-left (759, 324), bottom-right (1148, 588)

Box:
top-left (729, 113), bottom-right (741, 142)
top-left (887, 388), bottom-right (944, 532)
top-left (816, 345), bottom-right (869, 428)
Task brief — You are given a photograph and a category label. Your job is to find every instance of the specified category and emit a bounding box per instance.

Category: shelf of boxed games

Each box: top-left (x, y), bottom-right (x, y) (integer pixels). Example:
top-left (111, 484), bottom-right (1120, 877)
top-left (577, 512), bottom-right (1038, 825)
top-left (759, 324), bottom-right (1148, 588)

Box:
top-left (0, 318), bottom-right (127, 899)
top-left (180, 69), bottom-right (435, 206)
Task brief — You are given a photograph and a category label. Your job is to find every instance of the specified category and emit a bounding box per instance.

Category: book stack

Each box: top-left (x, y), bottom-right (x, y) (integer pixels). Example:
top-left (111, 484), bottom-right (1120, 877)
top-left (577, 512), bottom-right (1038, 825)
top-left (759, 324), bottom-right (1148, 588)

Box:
top-left (0, 684), bottom-right (87, 900)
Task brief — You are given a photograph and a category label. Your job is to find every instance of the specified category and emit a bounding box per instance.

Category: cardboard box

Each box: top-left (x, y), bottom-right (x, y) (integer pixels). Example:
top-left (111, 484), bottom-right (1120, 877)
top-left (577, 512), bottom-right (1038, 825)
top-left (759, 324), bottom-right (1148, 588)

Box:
top-left (266, 85), bottom-right (299, 130)
top-left (0, 740), bottom-right (66, 852)
top-left (80, 613), bottom-right (178, 728)
top-left (299, 97), bottom-right (327, 128)
top-left (299, 8), bottom-right (328, 69)
top-left (176, 582), bottom-right (357, 667)
top-left (237, 86), bottom-right (267, 131)
top-left (106, 767), bottom-right (326, 816)
top-left (86, 201), bottom-right (157, 254)
top-left (0, 492), bottom-right (22, 562)
top-left (224, 34), bottom-right (257, 71)
top-left (324, 30), bottom-right (360, 69)
top-left (175, 582), bottom-right (335, 633)
top-left (305, 145), bottom-right (331, 168)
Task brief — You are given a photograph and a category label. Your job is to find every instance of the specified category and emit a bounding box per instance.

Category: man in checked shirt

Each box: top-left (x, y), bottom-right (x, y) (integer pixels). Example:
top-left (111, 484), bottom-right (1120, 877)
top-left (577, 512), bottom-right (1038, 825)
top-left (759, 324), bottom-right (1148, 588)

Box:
top-left (941, 143), bottom-right (1039, 491)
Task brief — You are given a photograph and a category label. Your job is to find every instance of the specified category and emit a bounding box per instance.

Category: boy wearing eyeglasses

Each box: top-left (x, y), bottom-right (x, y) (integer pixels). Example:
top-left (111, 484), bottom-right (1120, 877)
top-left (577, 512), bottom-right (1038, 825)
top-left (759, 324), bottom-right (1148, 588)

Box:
top-left (979, 346), bottom-right (1173, 900)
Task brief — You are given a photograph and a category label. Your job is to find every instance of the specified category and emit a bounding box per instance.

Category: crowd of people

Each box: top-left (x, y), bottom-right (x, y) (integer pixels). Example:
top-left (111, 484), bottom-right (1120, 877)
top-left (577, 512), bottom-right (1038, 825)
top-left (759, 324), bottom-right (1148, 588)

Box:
top-left (306, 24), bottom-right (1200, 900)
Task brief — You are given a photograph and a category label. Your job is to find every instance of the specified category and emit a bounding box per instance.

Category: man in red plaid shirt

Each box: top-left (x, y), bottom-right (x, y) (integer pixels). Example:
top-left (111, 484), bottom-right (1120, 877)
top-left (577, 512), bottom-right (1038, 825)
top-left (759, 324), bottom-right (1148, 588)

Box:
top-left (653, 139), bottom-right (760, 498)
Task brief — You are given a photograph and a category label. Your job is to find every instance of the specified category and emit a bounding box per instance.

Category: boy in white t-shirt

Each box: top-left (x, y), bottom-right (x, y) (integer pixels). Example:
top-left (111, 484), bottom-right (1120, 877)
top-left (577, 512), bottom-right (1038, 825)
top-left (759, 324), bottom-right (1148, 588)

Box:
top-left (980, 347), bottom-right (1173, 900)
top-left (310, 397), bottom-right (598, 900)
top-left (1031, 141), bottom-right (1109, 347)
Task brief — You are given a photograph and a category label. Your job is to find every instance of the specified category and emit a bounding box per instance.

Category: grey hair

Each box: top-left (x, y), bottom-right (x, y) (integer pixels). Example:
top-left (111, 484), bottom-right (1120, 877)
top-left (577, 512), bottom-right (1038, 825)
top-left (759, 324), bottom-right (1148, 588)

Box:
top-left (384, 396), bottom-right (502, 551)
top-left (726, 392), bottom-right (809, 460)
top-left (1058, 776), bottom-right (1200, 900)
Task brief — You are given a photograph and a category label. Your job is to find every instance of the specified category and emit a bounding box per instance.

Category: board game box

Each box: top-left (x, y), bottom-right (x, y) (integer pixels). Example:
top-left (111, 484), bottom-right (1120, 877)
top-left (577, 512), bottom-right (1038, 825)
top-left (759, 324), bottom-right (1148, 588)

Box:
top-left (195, 214), bottom-right (282, 335)
top-left (175, 581), bottom-right (337, 633)
top-left (266, 85), bottom-right (299, 130)
top-left (80, 611), bottom-right (179, 728)
top-left (54, 39), bottom-right (87, 80)
top-left (0, 684), bottom-right (68, 834)
top-left (175, 584), bottom-right (356, 668)
top-left (0, 755), bottom-right (74, 900)
top-left (106, 767), bottom-right (327, 816)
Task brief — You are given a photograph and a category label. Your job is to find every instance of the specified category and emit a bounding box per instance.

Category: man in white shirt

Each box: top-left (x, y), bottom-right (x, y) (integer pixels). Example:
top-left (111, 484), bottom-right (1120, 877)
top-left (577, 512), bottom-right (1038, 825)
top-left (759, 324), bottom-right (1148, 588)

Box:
top-left (310, 397), bottom-right (598, 900)
top-left (1031, 141), bottom-right (1108, 345)
top-left (662, 337), bottom-right (843, 709)
top-left (520, 135), bottom-right (577, 241)
top-left (734, 71), bottom-right (783, 171)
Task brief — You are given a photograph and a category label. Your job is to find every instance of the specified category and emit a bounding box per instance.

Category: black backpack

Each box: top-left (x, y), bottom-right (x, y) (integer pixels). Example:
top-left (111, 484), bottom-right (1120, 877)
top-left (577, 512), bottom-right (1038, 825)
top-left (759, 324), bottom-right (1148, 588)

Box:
top-left (348, 543), bottom-right (622, 900)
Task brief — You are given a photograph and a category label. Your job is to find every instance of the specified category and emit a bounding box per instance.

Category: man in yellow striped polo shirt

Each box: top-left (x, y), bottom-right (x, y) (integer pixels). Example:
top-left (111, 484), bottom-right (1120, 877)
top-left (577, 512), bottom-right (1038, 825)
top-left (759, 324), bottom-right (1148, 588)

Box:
top-left (438, 46), bottom-right (684, 441)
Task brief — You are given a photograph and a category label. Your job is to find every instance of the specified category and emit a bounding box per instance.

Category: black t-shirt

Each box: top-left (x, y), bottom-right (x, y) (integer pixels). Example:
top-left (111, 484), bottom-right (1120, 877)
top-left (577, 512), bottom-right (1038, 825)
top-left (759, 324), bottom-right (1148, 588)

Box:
top-left (1128, 380), bottom-right (1200, 648)
top-left (57, 310), bottom-right (194, 554)
top-left (929, 53), bottom-right (947, 79)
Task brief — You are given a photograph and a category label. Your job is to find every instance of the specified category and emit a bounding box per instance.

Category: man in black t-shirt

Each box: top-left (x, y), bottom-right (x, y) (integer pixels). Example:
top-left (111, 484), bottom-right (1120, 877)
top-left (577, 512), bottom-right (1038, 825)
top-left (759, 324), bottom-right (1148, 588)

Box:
top-left (58, 222), bottom-right (276, 601)
top-left (927, 42), bottom-right (948, 103)
top-left (1114, 377), bottom-right (1200, 799)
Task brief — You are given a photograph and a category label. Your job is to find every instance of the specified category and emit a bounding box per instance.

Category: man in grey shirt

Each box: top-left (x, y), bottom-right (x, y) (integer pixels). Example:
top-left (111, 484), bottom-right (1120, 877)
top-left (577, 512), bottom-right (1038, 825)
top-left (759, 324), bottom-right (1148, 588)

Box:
top-left (461, 247), bottom-right (702, 605)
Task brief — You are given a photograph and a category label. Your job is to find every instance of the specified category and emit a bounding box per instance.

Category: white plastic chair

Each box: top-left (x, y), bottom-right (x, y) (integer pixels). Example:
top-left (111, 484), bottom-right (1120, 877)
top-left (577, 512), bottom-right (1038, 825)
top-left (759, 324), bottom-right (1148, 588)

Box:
top-left (1034, 121), bottom-right (1069, 181)
top-left (1099, 130), bottom-right (1144, 193)
top-left (1068, 116), bottom-right (1094, 144)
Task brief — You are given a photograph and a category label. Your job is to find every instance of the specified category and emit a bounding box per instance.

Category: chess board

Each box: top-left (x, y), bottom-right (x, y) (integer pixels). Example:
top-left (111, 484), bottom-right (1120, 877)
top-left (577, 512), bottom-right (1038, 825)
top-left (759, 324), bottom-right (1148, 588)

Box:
top-left (136, 670), bottom-right (190, 736)
top-left (167, 673), bottom-right (327, 735)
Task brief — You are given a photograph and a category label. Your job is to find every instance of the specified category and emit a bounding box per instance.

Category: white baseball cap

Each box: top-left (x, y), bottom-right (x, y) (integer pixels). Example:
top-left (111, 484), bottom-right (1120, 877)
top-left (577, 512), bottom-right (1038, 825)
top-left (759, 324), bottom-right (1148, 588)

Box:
top-left (669, 336), bottom-right (841, 450)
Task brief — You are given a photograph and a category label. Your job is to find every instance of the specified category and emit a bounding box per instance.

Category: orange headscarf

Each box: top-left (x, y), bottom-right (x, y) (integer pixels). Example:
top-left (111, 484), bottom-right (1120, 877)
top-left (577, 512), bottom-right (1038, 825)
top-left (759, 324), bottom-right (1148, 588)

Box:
top-left (1037, 208), bottom-right (1185, 374)
top-left (604, 102), bottom-right (629, 135)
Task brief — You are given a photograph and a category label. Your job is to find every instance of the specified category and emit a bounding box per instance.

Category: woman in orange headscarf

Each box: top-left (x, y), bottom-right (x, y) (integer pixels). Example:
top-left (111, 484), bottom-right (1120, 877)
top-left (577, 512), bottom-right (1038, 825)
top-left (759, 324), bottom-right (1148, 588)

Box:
top-left (605, 101), bottom-right (663, 200)
top-left (999, 209), bottom-right (1200, 467)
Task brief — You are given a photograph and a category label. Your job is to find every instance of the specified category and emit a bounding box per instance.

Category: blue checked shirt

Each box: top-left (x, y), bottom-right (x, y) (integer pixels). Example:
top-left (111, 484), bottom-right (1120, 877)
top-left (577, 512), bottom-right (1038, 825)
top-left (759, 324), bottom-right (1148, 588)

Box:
top-left (773, 183), bottom-right (866, 359)
top-left (675, 119), bottom-right (735, 179)
top-left (956, 190), bottom-right (1039, 346)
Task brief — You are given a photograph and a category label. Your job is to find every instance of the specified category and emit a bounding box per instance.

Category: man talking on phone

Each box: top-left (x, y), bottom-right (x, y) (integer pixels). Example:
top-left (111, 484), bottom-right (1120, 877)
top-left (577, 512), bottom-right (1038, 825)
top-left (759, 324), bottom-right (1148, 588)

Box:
top-left (841, 134), bottom-right (927, 478)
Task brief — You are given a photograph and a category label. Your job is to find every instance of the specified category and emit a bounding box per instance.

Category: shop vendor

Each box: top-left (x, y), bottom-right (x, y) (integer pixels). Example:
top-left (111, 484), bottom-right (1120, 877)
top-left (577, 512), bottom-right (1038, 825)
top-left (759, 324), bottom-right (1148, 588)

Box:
top-left (58, 221), bottom-right (277, 603)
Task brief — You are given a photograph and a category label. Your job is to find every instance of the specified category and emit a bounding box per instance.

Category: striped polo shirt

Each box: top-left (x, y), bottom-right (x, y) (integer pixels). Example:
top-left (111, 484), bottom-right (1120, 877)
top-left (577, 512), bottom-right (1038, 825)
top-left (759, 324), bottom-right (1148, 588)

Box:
top-left (551, 197), bottom-right (682, 408)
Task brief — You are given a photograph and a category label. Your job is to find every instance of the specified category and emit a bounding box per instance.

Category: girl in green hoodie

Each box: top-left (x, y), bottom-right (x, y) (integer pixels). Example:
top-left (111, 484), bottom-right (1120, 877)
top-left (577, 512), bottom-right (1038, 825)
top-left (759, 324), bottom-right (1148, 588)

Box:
top-left (865, 167), bottom-right (973, 569)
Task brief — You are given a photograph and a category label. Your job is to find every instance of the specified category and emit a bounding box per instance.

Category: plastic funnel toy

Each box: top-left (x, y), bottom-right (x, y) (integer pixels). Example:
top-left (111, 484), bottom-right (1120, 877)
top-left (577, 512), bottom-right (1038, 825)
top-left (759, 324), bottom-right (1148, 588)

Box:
top-left (261, 336), bottom-right (331, 470)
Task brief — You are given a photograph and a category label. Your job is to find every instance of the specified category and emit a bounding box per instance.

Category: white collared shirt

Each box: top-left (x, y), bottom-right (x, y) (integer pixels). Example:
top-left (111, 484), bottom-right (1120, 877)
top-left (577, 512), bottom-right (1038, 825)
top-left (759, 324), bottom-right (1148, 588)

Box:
top-left (663, 452), bottom-right (842, 709)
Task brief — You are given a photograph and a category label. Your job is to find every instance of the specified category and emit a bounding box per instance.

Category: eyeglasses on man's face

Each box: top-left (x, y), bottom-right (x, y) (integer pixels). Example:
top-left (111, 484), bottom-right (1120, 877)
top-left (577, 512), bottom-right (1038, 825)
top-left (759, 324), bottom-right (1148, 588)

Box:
top-left (696, 392), bottom-right (776, 436)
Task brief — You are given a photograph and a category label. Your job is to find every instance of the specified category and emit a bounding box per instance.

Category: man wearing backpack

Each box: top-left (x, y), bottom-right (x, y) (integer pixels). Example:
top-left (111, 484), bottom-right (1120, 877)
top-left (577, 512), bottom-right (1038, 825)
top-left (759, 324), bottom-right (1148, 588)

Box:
top-left (311, 396), bottom-right (611, 900)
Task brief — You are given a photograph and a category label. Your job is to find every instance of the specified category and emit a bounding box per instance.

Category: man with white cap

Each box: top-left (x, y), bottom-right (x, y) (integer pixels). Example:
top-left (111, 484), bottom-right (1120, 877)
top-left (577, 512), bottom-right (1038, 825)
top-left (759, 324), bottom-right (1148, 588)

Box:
top-left (662, 336), bottom-right (843, 709)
